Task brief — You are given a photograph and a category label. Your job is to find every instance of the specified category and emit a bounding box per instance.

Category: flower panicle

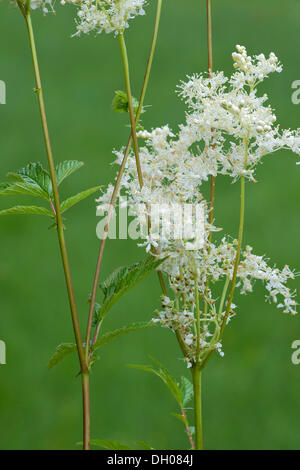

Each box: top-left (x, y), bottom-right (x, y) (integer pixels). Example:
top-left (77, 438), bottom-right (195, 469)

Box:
top-left (61, 0), bottom-right (147, 36)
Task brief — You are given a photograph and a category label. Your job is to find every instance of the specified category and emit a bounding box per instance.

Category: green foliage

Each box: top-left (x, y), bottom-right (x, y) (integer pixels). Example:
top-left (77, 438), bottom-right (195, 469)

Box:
top-left (48, 323), bottom-right (152, 370)
top-left (180, 376), bottom-right (193, 407)
top-left (90, 439), bottom-right (133, 450)
top-left (0, 160), bottom-right (100, 221)
top-left (60, 186), bottom-right (101, 213)
top-left (0, 181), bottom-right (49, 200)
top-left (95, 256), bottom-right (166, 324)
top-left (128, 356), bottom-right (194, 408)
top-left (55, 160), bottom-right (84, 185)
top-left (128, 356), bottom-right (183, 406)
top-left (47, 343), bottom-right (77, 370)
top-left (10, 162), bottom-right (52, 197)
top-left (92, 322), bottom-right (153, 353)
top-left (112, 90), bottom-right (140, 115)
top-left (0, 205), bottom-right (53, 216)
top-left (128, 357), bottom-right (194, 444)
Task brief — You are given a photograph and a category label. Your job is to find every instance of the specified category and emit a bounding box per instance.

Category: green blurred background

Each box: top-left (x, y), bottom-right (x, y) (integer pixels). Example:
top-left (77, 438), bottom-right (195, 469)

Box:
top-left (0, 0), bottom-right (300, 450)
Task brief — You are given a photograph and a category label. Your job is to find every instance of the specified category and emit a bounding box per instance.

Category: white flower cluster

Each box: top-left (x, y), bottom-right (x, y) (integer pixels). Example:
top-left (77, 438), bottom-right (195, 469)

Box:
top-left (61, 0), bottom-right (147, 36)
top-left (151, 238), bottom-right (297, 365)
top-left (178, 45), bottom-right (300, 181)
top-left (15, 0), bottom-right (54, 13)
top-left (99, 46), bottom-right (298, 367)
top-left (238, 246), bottom-right (297, 314)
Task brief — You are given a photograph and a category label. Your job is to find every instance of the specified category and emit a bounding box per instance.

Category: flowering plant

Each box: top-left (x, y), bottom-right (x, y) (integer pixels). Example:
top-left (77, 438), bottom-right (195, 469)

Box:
top-left (2, 0), bottom-right (299, 451)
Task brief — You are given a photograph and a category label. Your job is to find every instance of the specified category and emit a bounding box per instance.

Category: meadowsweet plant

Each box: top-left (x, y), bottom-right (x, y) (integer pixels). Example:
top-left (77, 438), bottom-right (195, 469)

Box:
top-left (99, 43), bottom-right (300, 448)
top-left (2, 0), bottom-right (299, 451)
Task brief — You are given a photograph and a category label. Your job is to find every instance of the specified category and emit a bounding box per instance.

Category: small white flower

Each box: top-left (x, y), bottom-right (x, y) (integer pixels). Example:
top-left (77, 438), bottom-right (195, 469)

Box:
top-left (16, 0), bottom-right (54, 13)
top-left (62, 0), bottom-right (147, 36)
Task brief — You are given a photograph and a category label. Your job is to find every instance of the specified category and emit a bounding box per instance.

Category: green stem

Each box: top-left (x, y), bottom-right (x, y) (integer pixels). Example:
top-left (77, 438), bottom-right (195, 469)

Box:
top-left (201, 141), bottom-right (248, 371)
top-left (220, 142), bottom-right (248, 336)
top-left (118, 33), bottom-right (143, 188)
top-left (86, 0), bottom-right (163, 358)
top-left (192, 365), bottom-right (203, 450)
top-left (21, 7), bottom-right (89, 449)
top-left (117, 30), bottom-right (189, 361)
top-left (194, 270), bottom-right (201, 362)
top-left (82, 372), bottom-right (90, 448)
top-left (206, 0), bottom-right (213, 76)
top-left (218, 275), bottom-right (230, 318)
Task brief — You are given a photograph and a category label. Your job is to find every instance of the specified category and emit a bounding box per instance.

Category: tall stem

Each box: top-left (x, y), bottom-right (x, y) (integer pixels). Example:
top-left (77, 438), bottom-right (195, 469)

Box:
top-left (201, 141), bottom-right (248, 370)
top-left (117, 28), bottom-right (188, 360)
top-left (219, 174), bottom-right (245, 336)
top-left (20, 7), bottom-right (89, 449)
top-left (86, 0), bottom-right (163, 358)
top-left (82, 373), bottom-right (90, 448)
top-left (194, 271), bottom-right (201, 362)
top-left (192, 365), bottom-right (203, 450)
top-left (118, 33), bottom-right (143, 188)
top-left (206, 0), bottom-right (213, 76)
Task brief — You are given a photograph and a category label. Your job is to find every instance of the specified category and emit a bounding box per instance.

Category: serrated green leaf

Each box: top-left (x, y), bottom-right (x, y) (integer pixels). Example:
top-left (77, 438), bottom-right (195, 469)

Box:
top-left (61, 186), bottom-right (101, 213)
top-left (96, 256), bottom-right (166, 323)
top-left (6, 172), bottom-right (24, 182)
top-left (128, 356), bottom-right (183, 407)
top-left (0, 205), bottom-right (53, 217)
top-left (47, 343), bottom-right (77, 370)
top-left (90, 439), bottom-right (133, 450)
top-left (180, 376), bottom-right (194, 407)
top-left (112, 90), bottom-right (140, 115)
top-left (150, 356), bottom-right (183, 406)
top-left (92, 322), bottom-right (153, 353)
top-left (0, 182), bottom-right (50, 200)
top-left (55, 160), bottom-right (84, 186)
top-left (16, 162), bottom-right (52, 197)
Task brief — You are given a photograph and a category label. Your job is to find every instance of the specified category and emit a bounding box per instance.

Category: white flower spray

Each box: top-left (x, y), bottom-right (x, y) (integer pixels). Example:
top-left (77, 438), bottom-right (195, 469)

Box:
top-left (15, 0), bottom-right (54, 14)
top-left (99, 46), bottom-right (299, 369)
top-left (61, 0), bottom-right (147, 36)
